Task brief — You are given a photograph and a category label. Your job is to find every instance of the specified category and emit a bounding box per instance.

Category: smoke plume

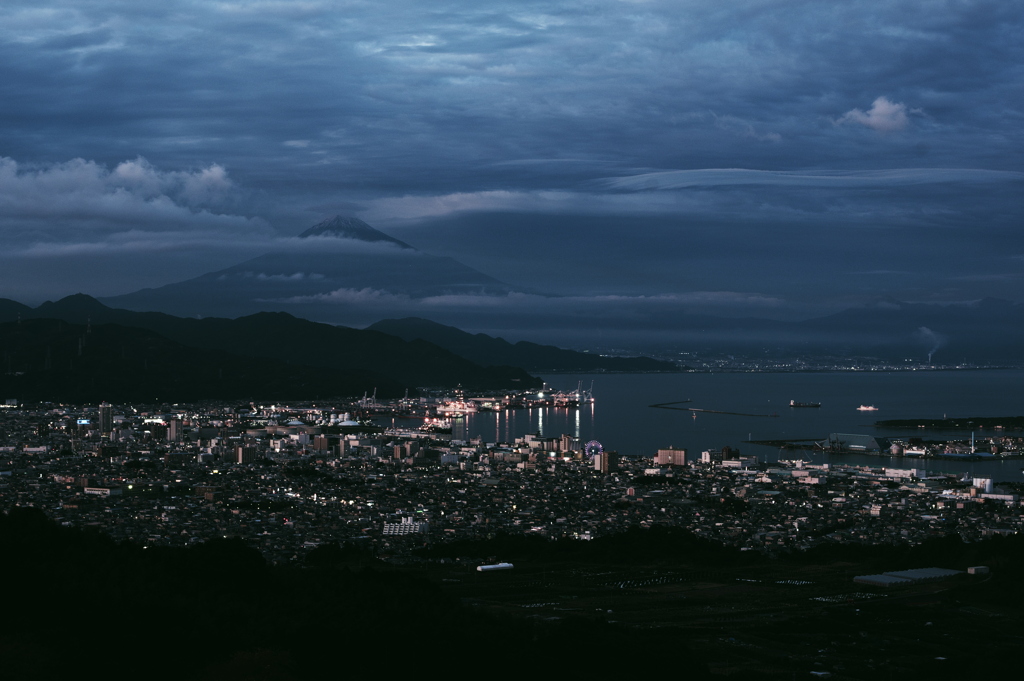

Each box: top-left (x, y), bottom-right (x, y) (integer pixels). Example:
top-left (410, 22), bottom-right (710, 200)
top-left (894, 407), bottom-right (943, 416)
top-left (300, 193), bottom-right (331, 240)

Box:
top-left (917, 326), bottom-right (946, 363)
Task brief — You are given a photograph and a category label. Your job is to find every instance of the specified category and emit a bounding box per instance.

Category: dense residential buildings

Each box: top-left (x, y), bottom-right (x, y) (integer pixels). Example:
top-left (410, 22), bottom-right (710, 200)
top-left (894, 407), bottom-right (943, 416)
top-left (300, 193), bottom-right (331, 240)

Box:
top-left (1, 401), bottom-right (1021, 564)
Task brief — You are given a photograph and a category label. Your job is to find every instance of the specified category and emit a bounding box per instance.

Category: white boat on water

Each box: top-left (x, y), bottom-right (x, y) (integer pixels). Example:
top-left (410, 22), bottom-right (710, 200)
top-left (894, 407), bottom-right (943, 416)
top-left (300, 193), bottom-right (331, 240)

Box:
top-left (856, 405), bottom-right (879, 411)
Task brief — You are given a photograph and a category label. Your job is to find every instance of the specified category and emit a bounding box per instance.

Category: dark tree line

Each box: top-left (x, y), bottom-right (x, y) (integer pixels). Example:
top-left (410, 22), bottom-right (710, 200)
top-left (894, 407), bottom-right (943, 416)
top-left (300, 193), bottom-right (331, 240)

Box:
top-left (0, 508), bottom-right (711, 680)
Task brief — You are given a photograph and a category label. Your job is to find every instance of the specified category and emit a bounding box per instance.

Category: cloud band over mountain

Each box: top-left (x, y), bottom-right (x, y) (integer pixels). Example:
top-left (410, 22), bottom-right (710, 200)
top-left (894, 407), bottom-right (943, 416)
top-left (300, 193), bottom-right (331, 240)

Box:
top-left (0, 1), bottom-right (1020, 323)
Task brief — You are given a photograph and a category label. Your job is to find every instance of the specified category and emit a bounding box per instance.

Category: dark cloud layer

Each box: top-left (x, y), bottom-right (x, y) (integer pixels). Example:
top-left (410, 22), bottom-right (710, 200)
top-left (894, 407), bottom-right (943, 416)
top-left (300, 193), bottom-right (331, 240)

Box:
top-left (0, 1), bottom-right (1021, 319)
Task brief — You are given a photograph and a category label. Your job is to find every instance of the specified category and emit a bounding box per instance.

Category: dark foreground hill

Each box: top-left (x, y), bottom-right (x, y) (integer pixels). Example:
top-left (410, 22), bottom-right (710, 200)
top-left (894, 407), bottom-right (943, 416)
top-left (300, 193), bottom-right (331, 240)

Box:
top-left (0, 508), bottom-right (710, 680)
top-left (7, 506), bottom-right (1024, 679)
top-left (0, 295), bottom-right (539, 395)
top-left (369, 317), bottom-right (679, 372)
top-left (0, 319), bottom-right (403, 403)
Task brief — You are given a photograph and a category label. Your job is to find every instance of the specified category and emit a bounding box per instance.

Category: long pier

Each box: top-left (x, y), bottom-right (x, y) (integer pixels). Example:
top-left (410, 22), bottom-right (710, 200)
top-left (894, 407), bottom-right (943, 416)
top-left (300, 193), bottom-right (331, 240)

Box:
top-left (648, 400), bottom-right (780, 418)
top-left (747, 438), bottom-right (822, 450)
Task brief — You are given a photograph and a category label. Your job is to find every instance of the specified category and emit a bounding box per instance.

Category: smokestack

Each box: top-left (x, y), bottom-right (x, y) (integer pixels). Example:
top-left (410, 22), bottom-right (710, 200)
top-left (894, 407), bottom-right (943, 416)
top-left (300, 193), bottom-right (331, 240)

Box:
top-left (917, 326), bottom-right (944, 364)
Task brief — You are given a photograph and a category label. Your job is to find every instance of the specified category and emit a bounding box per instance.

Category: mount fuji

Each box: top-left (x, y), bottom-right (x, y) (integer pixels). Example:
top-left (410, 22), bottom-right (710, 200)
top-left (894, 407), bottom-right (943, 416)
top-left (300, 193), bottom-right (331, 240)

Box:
top-left (101, 216), bottom-right (516, 319)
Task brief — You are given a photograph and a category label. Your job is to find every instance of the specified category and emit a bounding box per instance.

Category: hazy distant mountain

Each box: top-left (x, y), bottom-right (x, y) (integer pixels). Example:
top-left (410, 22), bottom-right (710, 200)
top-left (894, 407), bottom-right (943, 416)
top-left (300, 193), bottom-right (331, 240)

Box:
top-left (101, 216), bottom-right (515, 318)
top-left (789, 297), bottom-right (1024, 363)
top-left (0, 295), bottom-right (540, 394)
top-left (583, 296), bottom-right (1024, 364)
top-left (369, 317), bottom-right (680, 372)
top-left (802, 297), bottom-right (1024, 332)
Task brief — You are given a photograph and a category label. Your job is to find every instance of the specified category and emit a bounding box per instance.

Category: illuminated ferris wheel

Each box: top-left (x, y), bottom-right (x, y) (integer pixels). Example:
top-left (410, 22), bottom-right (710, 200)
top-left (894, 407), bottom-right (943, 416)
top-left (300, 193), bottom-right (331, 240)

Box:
top-left (583, 440), bottom-right (603, 460)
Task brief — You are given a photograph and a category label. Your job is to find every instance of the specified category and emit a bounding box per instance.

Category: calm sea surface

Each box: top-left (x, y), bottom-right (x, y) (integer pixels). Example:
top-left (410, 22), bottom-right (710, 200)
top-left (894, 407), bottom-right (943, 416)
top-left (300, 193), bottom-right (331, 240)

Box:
top-left (436, 370), bottom-right (1024, 481)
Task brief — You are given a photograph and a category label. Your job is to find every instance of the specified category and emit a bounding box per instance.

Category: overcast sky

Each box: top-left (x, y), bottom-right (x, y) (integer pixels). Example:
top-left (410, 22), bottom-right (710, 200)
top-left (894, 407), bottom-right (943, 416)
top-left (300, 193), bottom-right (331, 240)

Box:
top-left (1, 0), bottom-right (1021, 319)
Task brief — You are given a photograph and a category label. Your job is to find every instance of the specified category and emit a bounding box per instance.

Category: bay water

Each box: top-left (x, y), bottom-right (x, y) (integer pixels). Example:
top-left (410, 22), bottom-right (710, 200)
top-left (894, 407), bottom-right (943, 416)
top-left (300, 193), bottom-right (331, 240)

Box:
top-left (444, 370), bottom-right (1024, 481)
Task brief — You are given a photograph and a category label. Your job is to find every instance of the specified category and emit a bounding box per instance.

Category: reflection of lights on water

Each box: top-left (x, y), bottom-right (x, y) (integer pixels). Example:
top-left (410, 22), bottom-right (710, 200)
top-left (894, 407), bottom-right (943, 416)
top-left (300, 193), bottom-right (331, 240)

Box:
top-left (450, 404), bottom-right (600, 445)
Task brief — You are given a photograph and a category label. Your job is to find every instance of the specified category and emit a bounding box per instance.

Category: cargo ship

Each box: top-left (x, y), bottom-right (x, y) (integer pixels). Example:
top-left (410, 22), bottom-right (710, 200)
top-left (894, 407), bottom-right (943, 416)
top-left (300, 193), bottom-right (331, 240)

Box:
top-left (419, 417), bottom-right (452, 434)
top-left (789, 400), bottom-right (821, 408)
